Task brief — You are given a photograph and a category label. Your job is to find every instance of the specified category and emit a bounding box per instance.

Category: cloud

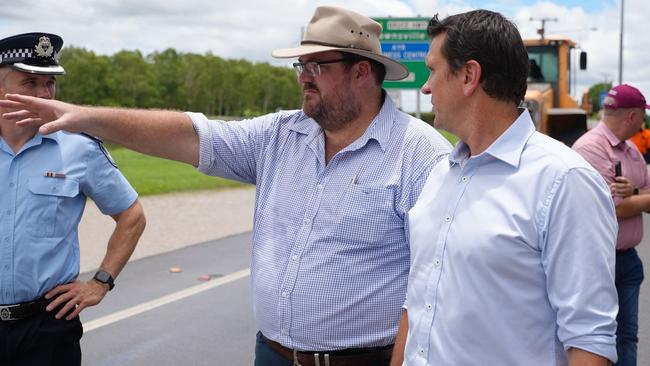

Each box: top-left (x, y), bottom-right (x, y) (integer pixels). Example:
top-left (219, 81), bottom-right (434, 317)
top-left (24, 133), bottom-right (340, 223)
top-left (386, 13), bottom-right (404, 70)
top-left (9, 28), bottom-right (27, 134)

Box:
top-left (409, 0), bottom-right (649, 113)
top-left (1, 0), bottom-right (647, 113)
top-left (512, 0), bottom-right (649, 105)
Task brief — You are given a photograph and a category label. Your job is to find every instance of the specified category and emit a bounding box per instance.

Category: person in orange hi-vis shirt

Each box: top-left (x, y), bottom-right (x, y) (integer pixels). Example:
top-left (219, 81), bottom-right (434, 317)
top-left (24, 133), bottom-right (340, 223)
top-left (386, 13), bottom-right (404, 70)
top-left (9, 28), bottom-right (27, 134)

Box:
top-left (630, 127), bottom-right (650, 163)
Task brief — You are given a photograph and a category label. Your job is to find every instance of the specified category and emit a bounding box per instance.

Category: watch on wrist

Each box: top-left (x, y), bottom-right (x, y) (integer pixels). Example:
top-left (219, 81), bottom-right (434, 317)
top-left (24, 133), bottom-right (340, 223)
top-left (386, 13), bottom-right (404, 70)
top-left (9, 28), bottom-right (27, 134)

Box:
top-left (93, 270), bottom-right (115, 291)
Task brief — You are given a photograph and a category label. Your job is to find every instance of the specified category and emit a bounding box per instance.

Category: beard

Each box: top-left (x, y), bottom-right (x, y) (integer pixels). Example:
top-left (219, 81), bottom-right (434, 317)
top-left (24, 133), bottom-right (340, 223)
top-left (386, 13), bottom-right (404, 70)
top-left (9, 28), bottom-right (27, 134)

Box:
top-left (301, 81), bottom-right (362, 132)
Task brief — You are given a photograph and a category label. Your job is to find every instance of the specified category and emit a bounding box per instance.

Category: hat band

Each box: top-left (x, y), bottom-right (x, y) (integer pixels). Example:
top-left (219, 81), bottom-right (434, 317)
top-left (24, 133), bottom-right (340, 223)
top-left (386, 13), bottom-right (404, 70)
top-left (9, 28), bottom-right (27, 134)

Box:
top-left (24, 55), bottom-right (58, 66)
top-left (301, 40), bottom-right (372, 53)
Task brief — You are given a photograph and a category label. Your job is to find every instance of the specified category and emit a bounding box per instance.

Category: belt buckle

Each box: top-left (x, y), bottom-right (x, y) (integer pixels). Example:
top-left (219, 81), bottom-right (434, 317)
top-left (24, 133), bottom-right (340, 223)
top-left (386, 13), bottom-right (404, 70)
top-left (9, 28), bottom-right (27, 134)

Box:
top-left (293, 349), bottom-right (331, 366)
top-left (0, 305), bottom-right (16, 321)
top-left (313, 353), bottom-right (330, 366)
top-left (292, 349), bottom-right (302, 366)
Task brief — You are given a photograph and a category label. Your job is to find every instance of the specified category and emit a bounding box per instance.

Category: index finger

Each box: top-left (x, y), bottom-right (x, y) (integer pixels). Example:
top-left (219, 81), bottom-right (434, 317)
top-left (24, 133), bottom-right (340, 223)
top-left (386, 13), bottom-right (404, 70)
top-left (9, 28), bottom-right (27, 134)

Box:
top-left (45, 283), bottom-right (73, 299)
top-left (3, 93), bottom-right (39, 105)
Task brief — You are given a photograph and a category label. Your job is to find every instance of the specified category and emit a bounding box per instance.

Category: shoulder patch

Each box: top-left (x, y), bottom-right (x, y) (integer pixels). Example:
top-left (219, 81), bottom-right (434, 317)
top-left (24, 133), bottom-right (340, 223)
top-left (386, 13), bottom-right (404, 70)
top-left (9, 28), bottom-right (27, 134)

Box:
top-left (81, 133), bottom-right (118, 168)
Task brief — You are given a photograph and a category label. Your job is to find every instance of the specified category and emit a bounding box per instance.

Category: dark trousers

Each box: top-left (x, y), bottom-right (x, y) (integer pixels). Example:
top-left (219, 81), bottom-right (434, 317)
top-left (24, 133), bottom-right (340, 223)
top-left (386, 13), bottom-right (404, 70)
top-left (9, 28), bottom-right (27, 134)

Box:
top-left (254, 332), bottom-right (391, 366)
top-left (615, 248), bottom-right (644, 366)
top-left (255, 332), bottom-right (293, 366)
top-left (0, 309), bottom-right (82, 366)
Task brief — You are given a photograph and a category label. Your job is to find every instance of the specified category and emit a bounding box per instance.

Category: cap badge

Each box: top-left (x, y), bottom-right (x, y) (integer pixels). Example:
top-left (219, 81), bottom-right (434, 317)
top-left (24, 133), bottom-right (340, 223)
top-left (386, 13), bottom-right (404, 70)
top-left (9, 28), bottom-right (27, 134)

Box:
top-left (34, 36), bottom-right (54, 58)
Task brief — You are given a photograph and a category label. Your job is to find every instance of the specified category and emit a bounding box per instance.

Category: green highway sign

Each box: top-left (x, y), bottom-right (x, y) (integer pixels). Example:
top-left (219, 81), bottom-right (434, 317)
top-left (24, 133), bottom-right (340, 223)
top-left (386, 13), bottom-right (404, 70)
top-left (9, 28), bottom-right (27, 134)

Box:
top-left (374, 17), bottom-right (430, 89)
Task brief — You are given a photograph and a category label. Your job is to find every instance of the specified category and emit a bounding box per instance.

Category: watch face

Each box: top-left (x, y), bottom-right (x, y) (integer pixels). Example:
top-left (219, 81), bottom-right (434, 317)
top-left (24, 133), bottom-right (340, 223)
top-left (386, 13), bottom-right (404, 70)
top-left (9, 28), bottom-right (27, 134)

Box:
top-left (94, 271), bottom-right (115, 290)
top-left (95, 271), bottom-right (111, 283)
top-left (95, 271), bottom-right (110, 282)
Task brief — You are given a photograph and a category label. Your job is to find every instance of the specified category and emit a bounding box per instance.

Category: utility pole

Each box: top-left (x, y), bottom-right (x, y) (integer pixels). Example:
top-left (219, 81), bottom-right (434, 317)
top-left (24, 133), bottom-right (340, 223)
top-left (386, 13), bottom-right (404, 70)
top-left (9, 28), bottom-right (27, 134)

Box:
top-left (530, 17), bottom-right (558, 40)
top-left (618, 0), bottom-right (624, 85)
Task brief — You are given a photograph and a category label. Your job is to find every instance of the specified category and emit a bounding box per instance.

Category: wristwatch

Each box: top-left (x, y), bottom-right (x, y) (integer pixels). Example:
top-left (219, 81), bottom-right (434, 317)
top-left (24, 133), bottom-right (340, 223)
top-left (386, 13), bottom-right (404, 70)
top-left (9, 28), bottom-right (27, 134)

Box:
top-left (93, 270), bottom-right (115, 291)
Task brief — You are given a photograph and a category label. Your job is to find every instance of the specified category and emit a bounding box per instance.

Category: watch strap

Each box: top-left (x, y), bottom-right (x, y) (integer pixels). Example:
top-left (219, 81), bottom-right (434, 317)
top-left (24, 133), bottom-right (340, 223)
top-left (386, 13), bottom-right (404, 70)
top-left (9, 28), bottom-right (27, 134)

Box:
top-left (93, 270), bottom-right (115, 291)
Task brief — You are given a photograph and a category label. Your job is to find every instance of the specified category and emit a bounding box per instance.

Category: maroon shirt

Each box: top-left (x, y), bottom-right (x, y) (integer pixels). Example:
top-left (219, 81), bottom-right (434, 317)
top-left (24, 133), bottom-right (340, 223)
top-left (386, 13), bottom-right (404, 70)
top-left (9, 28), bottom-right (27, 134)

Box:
top-left (573, 122), bottom-right (650, 250)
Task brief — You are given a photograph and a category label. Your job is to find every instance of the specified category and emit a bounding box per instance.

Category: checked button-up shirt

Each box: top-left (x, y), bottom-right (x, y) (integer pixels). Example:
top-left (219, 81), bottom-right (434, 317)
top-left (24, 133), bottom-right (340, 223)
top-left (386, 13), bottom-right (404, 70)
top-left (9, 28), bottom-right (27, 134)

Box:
top-left (188, 95), bottom-right (451, 351)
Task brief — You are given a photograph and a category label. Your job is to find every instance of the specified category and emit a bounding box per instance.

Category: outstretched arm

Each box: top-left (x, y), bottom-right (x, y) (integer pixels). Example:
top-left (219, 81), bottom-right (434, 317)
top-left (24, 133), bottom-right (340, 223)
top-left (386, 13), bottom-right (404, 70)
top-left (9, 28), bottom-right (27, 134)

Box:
top-left (45, 200), bottom-right (146, 320)
top-left (0, 94), bottom-right (199, 165)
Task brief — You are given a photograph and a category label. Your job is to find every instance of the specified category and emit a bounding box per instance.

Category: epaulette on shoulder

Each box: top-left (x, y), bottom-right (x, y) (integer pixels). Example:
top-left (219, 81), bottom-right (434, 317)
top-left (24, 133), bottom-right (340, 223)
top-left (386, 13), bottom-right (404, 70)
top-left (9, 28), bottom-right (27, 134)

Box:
top-left (80, 133), bottom-right (117, 168)
top-left (80, 133), bottom-right (104, 144)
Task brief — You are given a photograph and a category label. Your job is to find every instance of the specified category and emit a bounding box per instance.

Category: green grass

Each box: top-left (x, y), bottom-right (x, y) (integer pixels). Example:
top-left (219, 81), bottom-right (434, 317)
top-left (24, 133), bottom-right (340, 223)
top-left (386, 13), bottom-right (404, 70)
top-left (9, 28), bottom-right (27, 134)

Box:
top-left (436, 129), bottom-right (459, 145)
top-left (108, 146), bottom-right (246, 196)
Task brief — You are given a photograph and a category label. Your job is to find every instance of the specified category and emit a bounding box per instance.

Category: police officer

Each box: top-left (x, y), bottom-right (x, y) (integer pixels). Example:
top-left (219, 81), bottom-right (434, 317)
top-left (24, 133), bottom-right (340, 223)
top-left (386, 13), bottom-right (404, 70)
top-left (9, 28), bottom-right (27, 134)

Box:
top-left (0, 33), bottom-right (146, 365)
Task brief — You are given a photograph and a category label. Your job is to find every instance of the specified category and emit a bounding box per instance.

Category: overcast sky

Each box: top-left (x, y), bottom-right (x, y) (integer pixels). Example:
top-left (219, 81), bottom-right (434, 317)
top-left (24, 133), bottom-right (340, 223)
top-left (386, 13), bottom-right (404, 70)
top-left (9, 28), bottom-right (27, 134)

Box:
top-left (1, 0), bottom-right (647, 113)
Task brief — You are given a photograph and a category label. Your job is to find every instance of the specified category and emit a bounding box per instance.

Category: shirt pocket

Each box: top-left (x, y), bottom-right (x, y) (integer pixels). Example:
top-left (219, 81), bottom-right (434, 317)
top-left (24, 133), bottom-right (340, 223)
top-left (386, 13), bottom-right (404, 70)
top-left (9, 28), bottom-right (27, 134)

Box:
top-left (332, 185), bottom-right (401, 245)
top-left (27, 177), bottom-right (80, 238)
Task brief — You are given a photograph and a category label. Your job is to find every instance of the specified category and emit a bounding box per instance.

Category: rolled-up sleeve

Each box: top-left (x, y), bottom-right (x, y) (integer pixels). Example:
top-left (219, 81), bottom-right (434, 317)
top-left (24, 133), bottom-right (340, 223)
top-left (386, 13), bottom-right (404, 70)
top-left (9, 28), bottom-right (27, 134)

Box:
top-left (187, 112), bottom-right (275, 184)
top-left (540, 167), bottom-right (618, 362)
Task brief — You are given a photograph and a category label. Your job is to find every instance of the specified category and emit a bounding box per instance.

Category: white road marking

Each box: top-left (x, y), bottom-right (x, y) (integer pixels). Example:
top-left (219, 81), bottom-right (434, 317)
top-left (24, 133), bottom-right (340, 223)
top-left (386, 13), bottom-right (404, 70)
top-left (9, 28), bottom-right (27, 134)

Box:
top-left (83, 268), bottom-right (251, 332)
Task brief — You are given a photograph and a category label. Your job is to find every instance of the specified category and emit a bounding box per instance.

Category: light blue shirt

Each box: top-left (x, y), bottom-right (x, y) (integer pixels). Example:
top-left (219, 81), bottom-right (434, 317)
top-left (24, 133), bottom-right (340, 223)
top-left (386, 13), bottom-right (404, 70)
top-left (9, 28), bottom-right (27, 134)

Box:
top-left (189, 95), bottom-right (451, 351)
top-left (406, 110), bottom-right (618, 365)
top-left (0, 132), bottom-right (137, 304)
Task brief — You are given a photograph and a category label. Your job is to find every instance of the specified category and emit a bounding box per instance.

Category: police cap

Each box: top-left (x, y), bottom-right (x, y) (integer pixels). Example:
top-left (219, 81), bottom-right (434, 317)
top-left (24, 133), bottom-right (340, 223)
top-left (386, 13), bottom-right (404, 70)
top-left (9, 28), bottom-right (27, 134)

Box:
top-left (0, 32), bottom-right (65, 75)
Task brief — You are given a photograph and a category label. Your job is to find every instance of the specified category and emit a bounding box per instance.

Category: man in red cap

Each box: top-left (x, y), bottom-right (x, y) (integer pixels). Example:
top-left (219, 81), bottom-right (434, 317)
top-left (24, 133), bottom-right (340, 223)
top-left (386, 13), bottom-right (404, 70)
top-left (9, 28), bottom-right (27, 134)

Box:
top-left (573, 84), bottom-right (650, 366)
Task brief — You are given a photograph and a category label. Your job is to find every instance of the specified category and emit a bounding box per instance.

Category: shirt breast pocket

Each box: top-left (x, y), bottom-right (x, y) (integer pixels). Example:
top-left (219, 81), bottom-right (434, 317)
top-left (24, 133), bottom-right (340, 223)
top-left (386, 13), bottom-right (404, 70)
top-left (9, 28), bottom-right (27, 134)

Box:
top-left (333, 185), bottom-right (400, 245)
top-left (27, 178), bottom-right (80, 238)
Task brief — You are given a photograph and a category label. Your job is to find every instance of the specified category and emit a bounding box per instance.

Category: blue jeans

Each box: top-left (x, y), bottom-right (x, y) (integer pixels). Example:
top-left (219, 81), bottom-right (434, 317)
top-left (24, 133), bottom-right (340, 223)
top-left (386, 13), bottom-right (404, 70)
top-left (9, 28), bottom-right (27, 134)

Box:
top-left (615, 248), bottom-right (644, 366)
top-left (254, 332), bottom-right (292, 366)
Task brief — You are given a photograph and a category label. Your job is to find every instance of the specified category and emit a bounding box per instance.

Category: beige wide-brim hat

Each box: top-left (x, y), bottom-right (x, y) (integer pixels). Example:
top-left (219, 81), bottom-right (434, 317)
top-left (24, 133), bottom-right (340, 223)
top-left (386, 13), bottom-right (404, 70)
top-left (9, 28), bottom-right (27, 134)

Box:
top-left (272, 6), bottom-right (410, 81)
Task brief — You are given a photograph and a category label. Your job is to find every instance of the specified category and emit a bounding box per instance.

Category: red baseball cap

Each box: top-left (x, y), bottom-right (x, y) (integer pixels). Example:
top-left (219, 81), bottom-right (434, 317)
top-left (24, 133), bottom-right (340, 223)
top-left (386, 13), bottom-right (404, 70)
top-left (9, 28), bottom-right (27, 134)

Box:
top-left (603, 84), bottom-right (650, 110)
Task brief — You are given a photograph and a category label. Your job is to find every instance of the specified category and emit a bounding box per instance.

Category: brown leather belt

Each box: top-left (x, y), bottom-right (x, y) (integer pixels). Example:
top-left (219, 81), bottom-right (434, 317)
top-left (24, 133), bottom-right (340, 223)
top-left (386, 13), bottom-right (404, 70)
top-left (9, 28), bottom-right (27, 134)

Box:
top-left (0, 298), bottom-right (48, 321)
top-left (261, 334), bottom-right (393, 366)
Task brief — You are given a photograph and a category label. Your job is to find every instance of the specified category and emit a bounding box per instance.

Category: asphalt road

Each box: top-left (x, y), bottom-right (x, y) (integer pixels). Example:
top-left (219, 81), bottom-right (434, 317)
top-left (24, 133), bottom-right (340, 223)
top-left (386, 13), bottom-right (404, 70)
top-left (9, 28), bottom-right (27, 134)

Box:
top-left (79, 232), bottom-right (256, 366)
top-left (79, 224), bottom-right (650, 366)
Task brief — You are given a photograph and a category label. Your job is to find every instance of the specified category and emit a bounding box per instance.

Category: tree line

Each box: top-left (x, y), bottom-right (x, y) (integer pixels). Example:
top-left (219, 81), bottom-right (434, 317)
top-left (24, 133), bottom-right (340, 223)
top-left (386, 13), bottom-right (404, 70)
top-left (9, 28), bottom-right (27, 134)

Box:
top-left (56, 47), bottom-right (303, 117)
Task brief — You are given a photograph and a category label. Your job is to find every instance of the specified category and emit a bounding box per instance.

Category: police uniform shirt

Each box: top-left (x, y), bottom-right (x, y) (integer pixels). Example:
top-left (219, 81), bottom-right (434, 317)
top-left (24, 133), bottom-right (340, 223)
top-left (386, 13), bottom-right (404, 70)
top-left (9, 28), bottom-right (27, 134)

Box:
top-left (0, 131), bottom-right (137, 304)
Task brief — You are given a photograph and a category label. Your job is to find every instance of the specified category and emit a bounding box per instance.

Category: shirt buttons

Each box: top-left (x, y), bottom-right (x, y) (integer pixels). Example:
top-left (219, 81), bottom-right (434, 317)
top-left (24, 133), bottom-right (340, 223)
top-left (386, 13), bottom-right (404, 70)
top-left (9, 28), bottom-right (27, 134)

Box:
top-left (281, 328), bottom-right (288, 335)
top-left (52, 186), bottom-right (58, 192)
top-left (444, 216), bottom-right (451, 222)
top-left (426, 304), bottom-right (433, 311)
top-left (8, 182), bottom-right (14, 188)
top-left (462, 176), bottom-right (468, 182)
top-left (434, 257), bottom-right (441, 268)
top-left (303, 218), bottom-right (311, 225)
top-left (317, 184), bottom-right (324, 191)
top-left (291, 255), bottom-right (299, 261)
top-left (419, 348), bottom-right (425, 355)
top-left (281, 291), bottom-right (289, 298)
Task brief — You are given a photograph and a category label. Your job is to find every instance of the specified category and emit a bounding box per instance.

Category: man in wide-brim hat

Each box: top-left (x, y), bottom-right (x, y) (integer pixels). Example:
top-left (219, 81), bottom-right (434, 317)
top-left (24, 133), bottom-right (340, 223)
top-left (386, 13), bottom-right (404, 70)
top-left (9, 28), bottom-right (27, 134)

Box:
top-left (0, 6), bottom-right (451, 366)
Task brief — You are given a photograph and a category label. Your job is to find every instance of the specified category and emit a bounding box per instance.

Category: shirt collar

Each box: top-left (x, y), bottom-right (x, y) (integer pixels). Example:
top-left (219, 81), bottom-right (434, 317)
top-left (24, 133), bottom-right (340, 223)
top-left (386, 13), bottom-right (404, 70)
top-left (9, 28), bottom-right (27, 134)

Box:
top-left (450, 108), bottom-right (535, 168)
top-left (40, 131), bottom-right (61, 143)
top-left (595, 122), bottom-right (624, 148)
top-left (0, 131), bottom-right (60, 156)
top-left (287, 90), bottom-right (396, 152)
